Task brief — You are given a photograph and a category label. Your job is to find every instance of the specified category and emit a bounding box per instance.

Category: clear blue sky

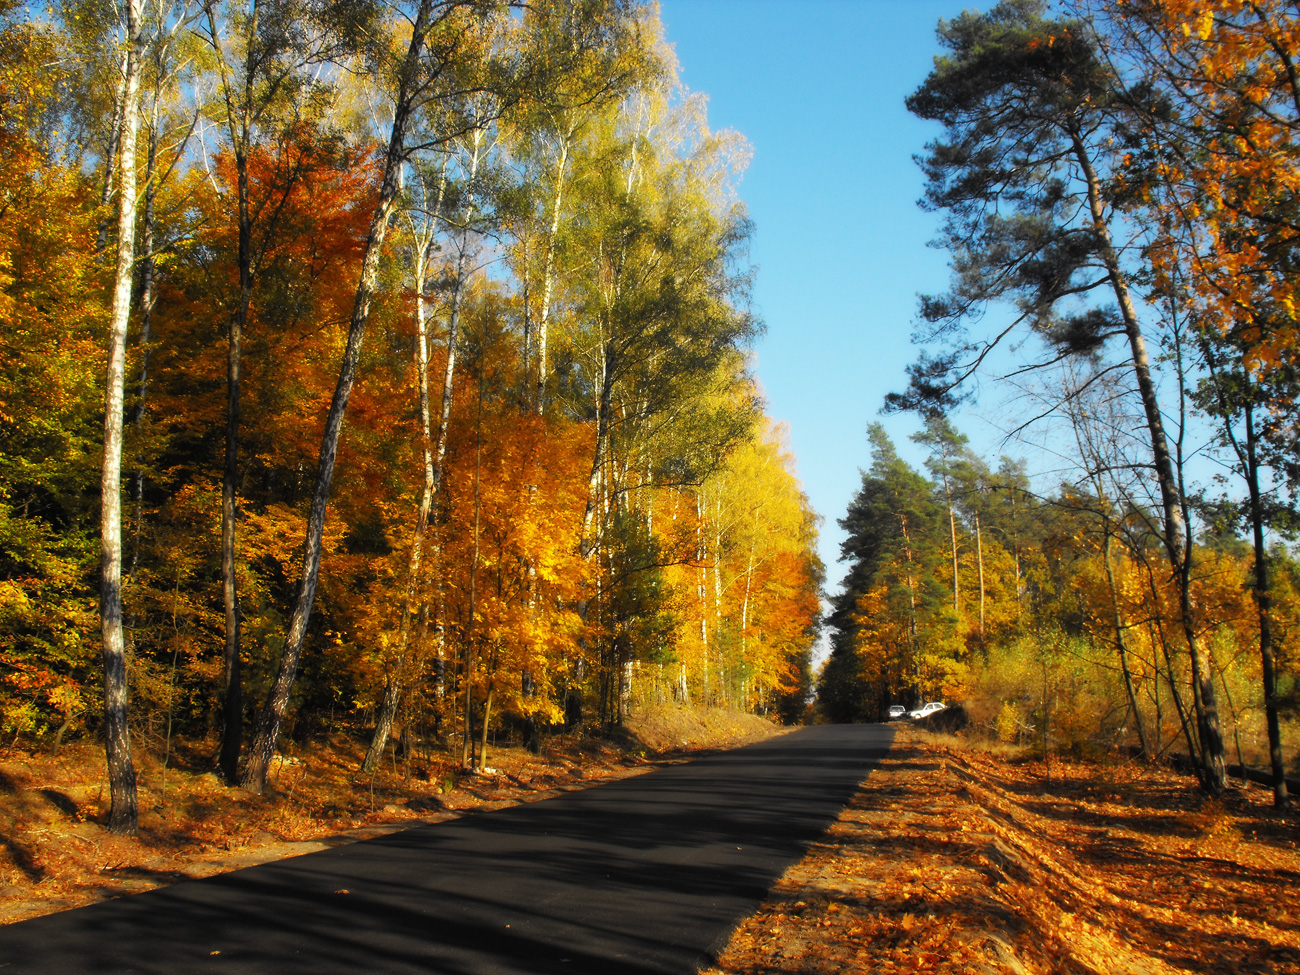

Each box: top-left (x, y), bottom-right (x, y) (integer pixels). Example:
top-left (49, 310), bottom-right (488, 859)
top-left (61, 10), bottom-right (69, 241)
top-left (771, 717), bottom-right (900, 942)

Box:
top-left (658, 0), bottom-right (1000, 601)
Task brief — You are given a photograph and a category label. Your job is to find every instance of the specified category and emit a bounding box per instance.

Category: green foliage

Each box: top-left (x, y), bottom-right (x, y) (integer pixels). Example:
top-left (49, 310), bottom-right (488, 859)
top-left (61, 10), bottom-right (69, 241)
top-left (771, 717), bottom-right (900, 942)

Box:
top-left (0, 15), bottom-right (105, 746)
top-left (818, 409), bottom-right (1297, 771)
top-left (889, 0), bottom-right (1139, 413)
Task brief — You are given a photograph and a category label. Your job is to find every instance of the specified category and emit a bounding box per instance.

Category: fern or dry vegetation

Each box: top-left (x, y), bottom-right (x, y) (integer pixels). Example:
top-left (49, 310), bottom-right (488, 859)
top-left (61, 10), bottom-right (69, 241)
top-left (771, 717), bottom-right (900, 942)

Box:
top-left (0, 705), bottom-right (780, 926)
top-left (706, 725), bottom-right (1300, 975)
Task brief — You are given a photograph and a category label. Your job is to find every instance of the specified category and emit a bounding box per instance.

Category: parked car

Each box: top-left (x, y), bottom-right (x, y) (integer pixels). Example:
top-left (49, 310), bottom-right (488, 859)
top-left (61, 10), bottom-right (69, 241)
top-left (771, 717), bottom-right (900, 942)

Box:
top-left (908, 701), bottom-right (946, 720)
top-left (886, 705), bottom-right (907, 721)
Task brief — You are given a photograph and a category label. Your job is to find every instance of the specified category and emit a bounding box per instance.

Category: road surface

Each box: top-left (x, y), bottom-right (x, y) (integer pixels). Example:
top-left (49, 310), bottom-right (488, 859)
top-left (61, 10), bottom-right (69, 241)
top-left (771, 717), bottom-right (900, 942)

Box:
top-left (0, 723), bottom-right (894, 974)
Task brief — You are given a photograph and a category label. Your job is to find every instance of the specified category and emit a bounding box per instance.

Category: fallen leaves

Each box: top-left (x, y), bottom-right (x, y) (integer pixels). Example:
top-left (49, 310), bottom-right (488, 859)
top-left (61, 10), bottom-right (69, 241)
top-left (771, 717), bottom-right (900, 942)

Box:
top-left (705, 727), bottom-right (1300, 975)
top-left (0, 706), bottom-right (782, 925)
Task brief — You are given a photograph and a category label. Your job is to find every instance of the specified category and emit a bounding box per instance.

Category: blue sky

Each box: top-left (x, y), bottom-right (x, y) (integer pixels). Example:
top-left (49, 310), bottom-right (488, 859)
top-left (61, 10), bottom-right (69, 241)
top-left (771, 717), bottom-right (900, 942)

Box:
top-left (658, 0), bottom-right (998, 599)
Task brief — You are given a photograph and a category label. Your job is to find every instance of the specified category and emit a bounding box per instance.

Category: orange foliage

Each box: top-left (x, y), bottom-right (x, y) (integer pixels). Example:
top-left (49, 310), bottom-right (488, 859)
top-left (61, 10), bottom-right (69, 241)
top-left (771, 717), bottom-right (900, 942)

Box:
top-left (0, 20), bottom-right (104, 738)
top-left (1118, 0), bottom-right (1300, 370)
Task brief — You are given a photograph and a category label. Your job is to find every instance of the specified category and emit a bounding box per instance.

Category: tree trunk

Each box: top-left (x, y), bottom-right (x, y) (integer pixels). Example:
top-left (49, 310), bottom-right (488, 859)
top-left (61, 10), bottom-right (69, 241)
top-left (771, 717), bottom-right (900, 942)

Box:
top-left (975, 512), bottom-right (985, 645)
top-left (100, 0), bottom-right (145, 835)
top-left (218, 139), bottom-right (252, 784)
top-left (711, 498), bottom-right (726, 706)
top-left (534, 132), bottom-right (570, 414)
top-left (462, 636), bottom-right (475, 769)
top-left (96, 48), bottom-right (130, 253)
top-left (128, 109), bottom-right (158, 581)
top-left (899, 514), bottom-right (918, 691)
top-left (463, 365), bottom-right (486, 769)
top-left (1244, 400), bottom-right (1287, 807)
top-left (431, 126), bottom-right (482, 488)
top-left (1071, 128), bottom-right (1226, 791)
top-left (1198, 335), bottom-right (1286, 806)
top-left (1066, 376), bottom-right (1151, 761)
top-left (362, 159), bottom-right (453, 772)
top-left (740, 508), bottom-right (758, 666)
top-left (206, 1), bottom-right (319, 783)
top-left (579, 351), bottom-right (613, 560)
top-left (1141, 560), bottom-right (1200, 767)
top-left (943, 472), bottom-right (959, 616)
top-left (1104, 529), bottom-right (1151, 760)
top-left (479, 681), bottom-right (494, 771)
top-left (696, 492), bottom-right (708, 697)
top-left (242, 1), bottom-right (437, 794)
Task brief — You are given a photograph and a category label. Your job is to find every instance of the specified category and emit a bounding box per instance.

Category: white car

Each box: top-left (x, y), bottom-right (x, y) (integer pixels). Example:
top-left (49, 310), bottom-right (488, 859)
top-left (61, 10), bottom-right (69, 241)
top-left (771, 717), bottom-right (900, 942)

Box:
top-left (908, 701), bottom-right (946, 720)
top-left (886, 705), bottom-right (907, 721)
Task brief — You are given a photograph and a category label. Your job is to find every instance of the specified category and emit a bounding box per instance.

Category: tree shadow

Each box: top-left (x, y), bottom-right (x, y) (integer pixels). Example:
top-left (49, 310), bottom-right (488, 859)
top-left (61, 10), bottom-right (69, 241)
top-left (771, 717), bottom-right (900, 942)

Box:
top-left (0, 831), bottom-right (45, 883)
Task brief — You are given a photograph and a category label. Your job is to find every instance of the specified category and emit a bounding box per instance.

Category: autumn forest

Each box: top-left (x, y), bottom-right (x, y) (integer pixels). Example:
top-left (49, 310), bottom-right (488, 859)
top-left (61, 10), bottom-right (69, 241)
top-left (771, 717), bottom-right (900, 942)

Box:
top-left (822, 0), bottom-right (1300, 813)
top-left (1, 0), bottom-right (822, 835)
top-left (2, 0), bottom-right (1299, 857)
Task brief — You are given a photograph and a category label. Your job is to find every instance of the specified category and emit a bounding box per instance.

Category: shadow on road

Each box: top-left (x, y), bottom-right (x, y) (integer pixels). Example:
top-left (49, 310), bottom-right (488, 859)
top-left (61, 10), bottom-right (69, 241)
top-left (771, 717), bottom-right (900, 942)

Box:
top-left (0, 724), bottom-right (893, 975)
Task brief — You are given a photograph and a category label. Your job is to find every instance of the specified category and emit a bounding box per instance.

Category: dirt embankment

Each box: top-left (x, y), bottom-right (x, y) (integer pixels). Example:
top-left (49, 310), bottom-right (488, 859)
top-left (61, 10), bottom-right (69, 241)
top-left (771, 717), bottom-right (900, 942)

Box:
top-left (706, 724), bottom-right (1300, 975)
top-left (0, 705), bottom-right (780, 925)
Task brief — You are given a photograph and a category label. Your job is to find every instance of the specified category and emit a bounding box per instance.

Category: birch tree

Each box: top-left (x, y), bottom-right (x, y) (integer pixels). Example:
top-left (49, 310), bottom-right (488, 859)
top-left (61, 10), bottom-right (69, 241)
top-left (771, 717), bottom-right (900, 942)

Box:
top-left (99, 0), bottom-right (146, 834)
top-left (506, 0), bottom-right (658, 413)
top-left (362, 104), bottom-right (491, 770)
top-left (243, 0), bottom-right (486, 793)
top-left (244, 0), bottom-right (623, 789)
top-left (199, 0), bottom-right (359, 784)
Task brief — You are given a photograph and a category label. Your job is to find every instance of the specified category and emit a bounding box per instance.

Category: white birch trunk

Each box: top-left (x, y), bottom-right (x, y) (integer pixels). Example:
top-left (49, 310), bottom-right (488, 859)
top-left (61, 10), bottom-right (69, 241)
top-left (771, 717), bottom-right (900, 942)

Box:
top-left (535, 133), bottom-right (570, 414)
top-left (96, 47), bottom-right (131, 252)
top-left (100, 0), bottom-right (145, 835)
top-left (242, 0), bottom-right (440, 794)
top-left (975, 512), bottom-right (985, 644)
top-left (362, 165), bottom-right (449, 772)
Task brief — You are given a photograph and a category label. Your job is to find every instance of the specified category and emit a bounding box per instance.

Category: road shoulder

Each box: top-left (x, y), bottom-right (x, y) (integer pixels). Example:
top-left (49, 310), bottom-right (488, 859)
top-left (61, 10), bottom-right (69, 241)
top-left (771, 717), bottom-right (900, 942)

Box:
top-left (0, 705), bottom-right (781, 925)
top-left (705, 725), bottom-right (1300, 975)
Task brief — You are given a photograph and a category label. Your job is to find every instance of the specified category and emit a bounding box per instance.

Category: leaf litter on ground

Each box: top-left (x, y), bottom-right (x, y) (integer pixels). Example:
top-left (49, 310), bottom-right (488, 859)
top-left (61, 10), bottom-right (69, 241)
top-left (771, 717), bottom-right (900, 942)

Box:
top-left (0, 704), bottom-right (779, 924)
top-left (704, 725), bottom-right (1300, 975)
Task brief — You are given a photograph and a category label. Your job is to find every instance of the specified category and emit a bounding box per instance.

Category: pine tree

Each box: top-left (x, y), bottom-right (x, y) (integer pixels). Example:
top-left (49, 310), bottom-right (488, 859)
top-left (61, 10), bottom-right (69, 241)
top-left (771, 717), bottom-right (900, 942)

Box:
top-left (896, 0), bottom-right (1227, 789)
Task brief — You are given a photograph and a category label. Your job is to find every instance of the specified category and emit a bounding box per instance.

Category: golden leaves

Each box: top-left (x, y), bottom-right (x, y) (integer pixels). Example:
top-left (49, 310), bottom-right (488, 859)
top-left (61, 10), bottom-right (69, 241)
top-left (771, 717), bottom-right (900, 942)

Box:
top-left (1128, 0), bottom-right (1300, 372)
top-left (712, 733), bottom-right (1300, 975)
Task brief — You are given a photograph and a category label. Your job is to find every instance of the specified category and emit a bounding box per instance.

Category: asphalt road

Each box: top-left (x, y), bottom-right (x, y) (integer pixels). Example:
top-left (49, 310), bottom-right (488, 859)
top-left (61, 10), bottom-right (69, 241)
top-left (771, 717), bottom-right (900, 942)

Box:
top-left (0, 723), bottom-right (894, 975)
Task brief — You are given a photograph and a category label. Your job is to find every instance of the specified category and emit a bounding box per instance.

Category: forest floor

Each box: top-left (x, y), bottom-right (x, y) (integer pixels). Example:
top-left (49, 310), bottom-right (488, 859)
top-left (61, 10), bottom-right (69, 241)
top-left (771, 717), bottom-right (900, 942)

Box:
top-left (704, 724), bottom-right (1300, 975)
top-left (9, 717), bottom-right (1297, 973)
top-left (0, 703), bottom-right (781, 925)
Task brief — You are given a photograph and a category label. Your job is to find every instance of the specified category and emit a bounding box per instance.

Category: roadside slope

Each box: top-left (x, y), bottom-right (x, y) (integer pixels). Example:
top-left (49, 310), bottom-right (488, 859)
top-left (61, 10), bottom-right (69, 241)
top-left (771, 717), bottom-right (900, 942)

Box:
top-left (706, 725), bottom-right (1300, 975)
top-left (0, 706), bottom-right (779, 925)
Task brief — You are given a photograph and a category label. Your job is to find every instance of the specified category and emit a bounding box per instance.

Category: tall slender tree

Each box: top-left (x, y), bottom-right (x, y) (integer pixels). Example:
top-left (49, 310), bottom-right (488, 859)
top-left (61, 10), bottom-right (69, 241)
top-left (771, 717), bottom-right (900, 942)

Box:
top-left (99, 0), bottom-right (146, 835)
top-left (895, 0), bottom-right (1227, 788)
top-left (363, 106), bottom-right (489, 770)
top-left (242, 0), bottom-right (479, 793)
top-left (200, 0), bottom-right (358, 784)
top-left (1194, 332), bottom-right (1296, 806)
